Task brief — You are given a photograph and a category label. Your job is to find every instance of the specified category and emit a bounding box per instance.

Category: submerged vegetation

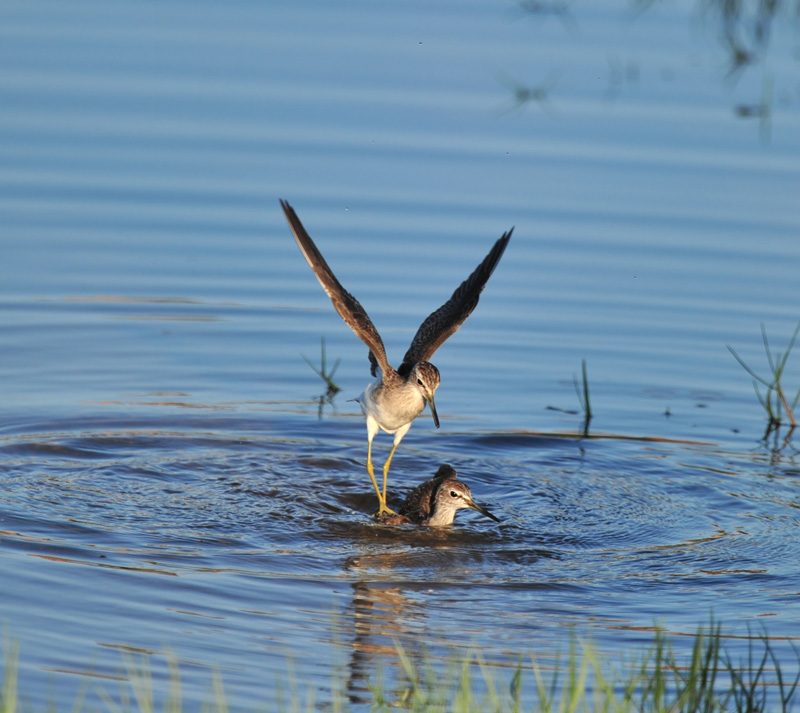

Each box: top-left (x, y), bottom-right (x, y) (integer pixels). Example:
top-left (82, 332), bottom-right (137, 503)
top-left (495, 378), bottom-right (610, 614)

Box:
top-left (3, 623), bottom-right (799, 713)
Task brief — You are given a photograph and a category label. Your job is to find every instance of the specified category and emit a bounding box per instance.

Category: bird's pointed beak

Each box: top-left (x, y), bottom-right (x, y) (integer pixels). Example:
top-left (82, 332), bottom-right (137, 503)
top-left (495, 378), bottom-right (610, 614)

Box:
top-left (426, 394), bottom-right (440, 428)
top-left (467, 499), bottom-right (500, 523)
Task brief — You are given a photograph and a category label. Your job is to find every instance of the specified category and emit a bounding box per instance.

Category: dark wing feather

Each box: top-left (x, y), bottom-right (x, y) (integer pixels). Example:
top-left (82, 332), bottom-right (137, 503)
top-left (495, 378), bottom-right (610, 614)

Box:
top-left (280, 199), bottom-right (392, 376)
top-left (399, 229), bottom-right (513, 373)
top-left (368, 350), bottom-right (381, 378)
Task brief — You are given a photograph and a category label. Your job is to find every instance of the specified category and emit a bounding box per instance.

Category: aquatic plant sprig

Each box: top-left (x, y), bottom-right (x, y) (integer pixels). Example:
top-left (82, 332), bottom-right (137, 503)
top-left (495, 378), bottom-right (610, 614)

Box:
top-left (573, 358), bottom-right (592, 436)
top-left (301, 337), bottom-right (342, 398)
top-left (727, 319), bottom-right (800, 438)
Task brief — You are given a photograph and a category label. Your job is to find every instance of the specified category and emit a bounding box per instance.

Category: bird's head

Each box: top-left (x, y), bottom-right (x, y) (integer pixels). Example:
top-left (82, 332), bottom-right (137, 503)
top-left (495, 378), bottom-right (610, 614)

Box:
top-left (428, 480), bottom-right (500, 526)
top-left (411, 361), bottom-right (441, 428)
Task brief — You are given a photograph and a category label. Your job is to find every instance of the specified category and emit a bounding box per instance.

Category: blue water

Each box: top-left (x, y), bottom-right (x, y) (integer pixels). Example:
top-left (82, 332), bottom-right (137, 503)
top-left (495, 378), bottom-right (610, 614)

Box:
top-left (2, 0), bottom-right (800, 709)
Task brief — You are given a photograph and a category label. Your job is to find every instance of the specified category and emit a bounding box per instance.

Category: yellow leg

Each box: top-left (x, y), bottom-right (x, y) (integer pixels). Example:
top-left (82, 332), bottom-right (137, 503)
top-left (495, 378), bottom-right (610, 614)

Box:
top-left (367, 439), bottom-right (396, 516)
top-left (381, 442), bottom-right (399, 503)
top-left (366, 439), bottom-right (383, 502)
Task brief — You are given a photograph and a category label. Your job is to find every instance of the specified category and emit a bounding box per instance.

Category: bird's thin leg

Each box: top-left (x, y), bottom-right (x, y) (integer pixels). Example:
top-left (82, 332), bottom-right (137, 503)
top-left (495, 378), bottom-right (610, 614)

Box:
top-left (379, 424), bottom-right (411, 514)
top-left (367, 435), bottom-right (396, 516)
top-left (381, 443), bottom-right (399, 504)
top-left (366, 437), bottom-right (382, 501)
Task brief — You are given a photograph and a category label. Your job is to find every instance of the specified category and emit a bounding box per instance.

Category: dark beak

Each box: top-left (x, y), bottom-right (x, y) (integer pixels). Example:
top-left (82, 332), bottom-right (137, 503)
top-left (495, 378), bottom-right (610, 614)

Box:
top-left (426, 394), bottom-right (440, 429)
top-left (467, 500), bottom-right (500, 523)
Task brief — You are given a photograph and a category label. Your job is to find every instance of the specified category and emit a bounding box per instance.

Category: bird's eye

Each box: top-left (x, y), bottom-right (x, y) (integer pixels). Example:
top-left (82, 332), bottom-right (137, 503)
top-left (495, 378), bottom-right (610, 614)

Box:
top-left (417, 378), bottom-right (423, 386)
top-left (449, 490), bottom-right (458, 498)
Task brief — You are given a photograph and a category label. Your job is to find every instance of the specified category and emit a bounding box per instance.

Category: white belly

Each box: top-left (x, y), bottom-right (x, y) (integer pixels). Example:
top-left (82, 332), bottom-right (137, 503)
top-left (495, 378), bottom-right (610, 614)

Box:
top-left (358, 381), bottom-right (426, 433)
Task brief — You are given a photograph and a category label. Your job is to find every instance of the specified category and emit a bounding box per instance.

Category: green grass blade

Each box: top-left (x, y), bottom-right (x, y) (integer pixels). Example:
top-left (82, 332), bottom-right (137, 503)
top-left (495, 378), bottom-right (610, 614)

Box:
top-left (1, 639), bottom-right (18, 713)
top-left (727, 345), bottom-right (773, 388)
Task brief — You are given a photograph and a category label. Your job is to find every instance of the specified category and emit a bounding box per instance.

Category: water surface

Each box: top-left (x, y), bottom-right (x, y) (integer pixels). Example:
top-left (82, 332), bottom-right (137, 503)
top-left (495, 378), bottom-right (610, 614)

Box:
top-left (2, 0), bottom-right (800, 709)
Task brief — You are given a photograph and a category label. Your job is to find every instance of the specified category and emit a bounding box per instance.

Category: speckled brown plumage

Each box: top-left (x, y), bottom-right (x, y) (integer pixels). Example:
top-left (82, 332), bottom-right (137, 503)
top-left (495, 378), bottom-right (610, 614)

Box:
top-left (398, 464), bottom-right (458, 522)
top-left (377, 465), bottom-right (499, 527)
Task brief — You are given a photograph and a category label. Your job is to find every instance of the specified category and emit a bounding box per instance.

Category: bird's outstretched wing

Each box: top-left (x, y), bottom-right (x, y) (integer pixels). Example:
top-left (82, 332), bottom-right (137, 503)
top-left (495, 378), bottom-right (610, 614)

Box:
top-left (280, 199), bottom-right (392, 377)
top-left (398, 228), bottom-right (513, 374)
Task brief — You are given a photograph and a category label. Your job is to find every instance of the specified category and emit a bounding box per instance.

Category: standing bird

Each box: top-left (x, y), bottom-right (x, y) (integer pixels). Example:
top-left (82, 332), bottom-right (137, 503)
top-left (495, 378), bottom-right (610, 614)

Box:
top-left (281, 200), bottom-right (512, 516)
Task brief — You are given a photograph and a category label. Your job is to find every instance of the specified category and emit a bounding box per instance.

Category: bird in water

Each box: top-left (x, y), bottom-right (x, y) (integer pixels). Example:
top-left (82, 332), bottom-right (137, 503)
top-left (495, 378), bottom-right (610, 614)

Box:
top-left (281, 199), bottom-right (512, 516)
top-left (379, 464), bottom-right (500, 527)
